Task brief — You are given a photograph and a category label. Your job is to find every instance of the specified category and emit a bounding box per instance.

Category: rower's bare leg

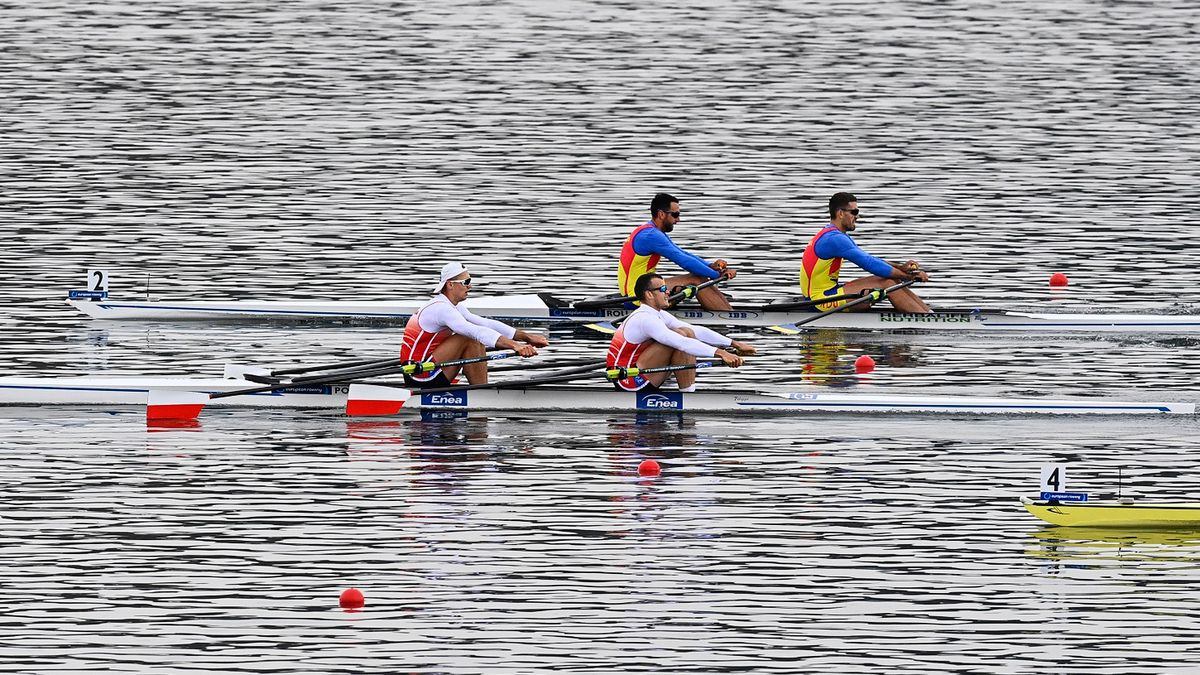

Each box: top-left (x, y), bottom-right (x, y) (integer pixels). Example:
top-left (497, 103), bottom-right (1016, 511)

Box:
top-left (842, 277), bottom-right (931, 314)
top-left (635, 342), bottom-right (678, 388)
top-left (671, 348), bottom-right (698, 389)
top-left (663, 273), bottom-right (732, 311)
top-left (430, 335), bottom-right (488, 384)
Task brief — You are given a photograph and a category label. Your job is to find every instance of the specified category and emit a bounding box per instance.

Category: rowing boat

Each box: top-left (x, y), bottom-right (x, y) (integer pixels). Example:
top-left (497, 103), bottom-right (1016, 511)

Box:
top-left (64, 294), bottom-right (1200, 333)
top-left (1021, 496), bottom-right (1200, 527)
top-left (0, 375), bottom-right (1191, 416)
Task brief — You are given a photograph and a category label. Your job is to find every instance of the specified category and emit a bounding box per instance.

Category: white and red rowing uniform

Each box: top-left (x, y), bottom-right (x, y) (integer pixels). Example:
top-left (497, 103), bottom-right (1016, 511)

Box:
top-left (605, 304), bottom-right (732, 391)
top-left (400, 294), bottom-right (516, 382)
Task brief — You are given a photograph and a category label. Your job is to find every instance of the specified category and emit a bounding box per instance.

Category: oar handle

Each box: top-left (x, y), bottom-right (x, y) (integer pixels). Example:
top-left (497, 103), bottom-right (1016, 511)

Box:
top-left (667, 274), bottom-right (729, 304)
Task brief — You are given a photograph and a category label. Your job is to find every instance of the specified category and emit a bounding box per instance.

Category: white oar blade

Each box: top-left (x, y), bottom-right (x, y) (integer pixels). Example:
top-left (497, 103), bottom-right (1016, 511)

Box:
top-left (223, 364), bottom-right (271, 380)
top-left (346, 384), bottom-right (411, 417)
top-left (146, 389), bottom-right (209, 421)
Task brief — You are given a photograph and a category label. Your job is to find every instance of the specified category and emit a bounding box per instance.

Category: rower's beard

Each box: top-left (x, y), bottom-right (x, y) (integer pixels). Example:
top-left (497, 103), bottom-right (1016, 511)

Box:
top-left (662, 223), bottom-right (674, 233)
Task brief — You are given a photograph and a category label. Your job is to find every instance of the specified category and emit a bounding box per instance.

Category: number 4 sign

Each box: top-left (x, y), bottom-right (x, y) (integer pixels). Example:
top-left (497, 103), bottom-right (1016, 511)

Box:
top-left (1039, 464), bottom-right (1088, 502)
top-left (1040, 465), bottom-right (1066, 492)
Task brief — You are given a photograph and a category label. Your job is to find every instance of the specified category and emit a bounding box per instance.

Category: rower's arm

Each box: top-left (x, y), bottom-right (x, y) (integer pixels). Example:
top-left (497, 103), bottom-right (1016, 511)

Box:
top-left (638, 314), bottom-right (721, 358)
top-left (636, 228), bottom-right (722, 279)
top-left (440, 305), bottom-right (507, 348)
top-left (818, 231), bottom-right (895, 279)
top-left (663, 312), bottom-right (732, 348)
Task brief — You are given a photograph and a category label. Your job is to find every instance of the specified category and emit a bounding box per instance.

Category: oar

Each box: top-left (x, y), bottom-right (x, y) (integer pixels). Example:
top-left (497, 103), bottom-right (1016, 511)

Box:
top-left (576, 273), bottom-right (730, 313)
top-left (750, 292), bottom-right (861, 312)
top-left (489, 357), bottom-right (607, 374)
top-left (583, 274), bottom-right (732, 334)
top-left (242, 358), bottom-right (406, 385)
top-left (667, 275), bottom-right (729, 305)
top-left (768, 279), bottom-right (919, 334)
top-left (208, 351), bottom-right (517, 400)
top-left (345, 363), bottom-right (608, 416)
top-left (269, 356), bottom-right (402, 377)
top-left (604, 359), bottom-right (723, 380)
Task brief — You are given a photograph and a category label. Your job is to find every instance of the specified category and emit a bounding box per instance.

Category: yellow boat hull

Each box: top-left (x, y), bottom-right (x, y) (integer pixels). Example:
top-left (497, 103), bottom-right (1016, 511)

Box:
top-left (1022, 497), bottom-right (1200, 528)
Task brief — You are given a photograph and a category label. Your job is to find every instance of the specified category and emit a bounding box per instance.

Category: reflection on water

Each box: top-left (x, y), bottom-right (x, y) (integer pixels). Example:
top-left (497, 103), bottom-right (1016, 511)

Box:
top-left (797, 330), bottom-right (921, 385)
top-left (1027, 526), bottom-right (1200, 566)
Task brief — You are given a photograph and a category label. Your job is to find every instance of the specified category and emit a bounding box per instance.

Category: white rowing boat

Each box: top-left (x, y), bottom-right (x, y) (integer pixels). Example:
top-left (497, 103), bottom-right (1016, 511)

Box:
top-left (0, 375), bottom-right (1191, 416)
top-left (64, 294), bottom-right (1200, 333)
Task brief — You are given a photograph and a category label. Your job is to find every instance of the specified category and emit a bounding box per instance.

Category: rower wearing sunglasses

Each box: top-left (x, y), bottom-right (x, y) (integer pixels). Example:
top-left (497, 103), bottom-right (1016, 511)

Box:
top-left (400, 262), bottom-right (549, 386)
top-left (799, 192), bottom-right (932, 313)
top-left (607, 272), bottom-right (756, 392)
top-left (617, 192), bottom-right (737, 310)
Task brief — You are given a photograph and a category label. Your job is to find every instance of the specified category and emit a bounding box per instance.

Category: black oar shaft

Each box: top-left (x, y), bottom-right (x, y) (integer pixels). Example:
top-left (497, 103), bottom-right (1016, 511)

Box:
top-left (605, 360), bottom-right (721, 379)
top-left (289, 359), bottom-right (404, 383)
top-left (573, 272), bottom-right (730, 310)
top-left (211, 352), bottom-right (516, 399)
top-left (786, 279), bottom-right (918, 329)
top-left (490, 358), bottom-right (606, 374)
top-left (271, 356), bottom-right (400, 377)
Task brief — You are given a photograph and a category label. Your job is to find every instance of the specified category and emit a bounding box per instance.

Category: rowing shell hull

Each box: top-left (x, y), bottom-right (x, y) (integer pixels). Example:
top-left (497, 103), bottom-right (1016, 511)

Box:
top-left (65, 297), bottom-right (1200, 332)
top-left (1022, 498), bottom-right (1200, 527)
top-left (0, 378), bottom-right (1191, 415)
top-left (0, 377), bottom-right (347, 408)
top-left (65, 295), bottom-right (556, 322)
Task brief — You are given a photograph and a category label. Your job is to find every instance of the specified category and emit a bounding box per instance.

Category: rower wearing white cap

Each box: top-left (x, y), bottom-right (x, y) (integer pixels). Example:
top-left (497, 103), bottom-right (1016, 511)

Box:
top-left (400, 262), bottom-right (549, 386)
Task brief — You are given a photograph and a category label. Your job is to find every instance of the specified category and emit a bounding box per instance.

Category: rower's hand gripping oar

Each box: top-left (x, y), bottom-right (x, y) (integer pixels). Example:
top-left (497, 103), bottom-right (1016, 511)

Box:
top-left (604, 346), bottom-right (748, 380)
top-left (666, 273), bottom-right (729, 306)
top-left (768, 279), bottom-right (919, 334)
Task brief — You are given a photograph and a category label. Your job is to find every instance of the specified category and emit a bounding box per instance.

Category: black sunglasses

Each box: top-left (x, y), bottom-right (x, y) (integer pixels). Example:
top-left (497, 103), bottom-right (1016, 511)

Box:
top-left (668, 211), bottom-right (681, 218)
top-left (841, 208), bottom-right (860, 216)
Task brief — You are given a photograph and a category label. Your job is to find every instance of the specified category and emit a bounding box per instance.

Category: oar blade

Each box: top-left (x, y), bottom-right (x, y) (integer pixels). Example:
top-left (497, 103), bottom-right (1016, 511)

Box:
top-left (346, 384), bottom-right (411, 417)
top-left (766, 323), bottom-right (801, 335)
top-left (583, 322), bottom-right (617, 335)
top-left (222, 364), bottom-right (271, 380)
top-left (146, 389), bottom-right (209, 422)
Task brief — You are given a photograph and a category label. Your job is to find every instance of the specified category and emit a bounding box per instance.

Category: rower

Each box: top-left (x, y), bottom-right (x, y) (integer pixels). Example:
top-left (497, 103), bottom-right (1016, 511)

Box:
top-left (618, 192), bottom-right (737, 310)
top-left (607, 272), bottom-right (756, 392)
top-left (402, 262), bottom-right (548, 386)
top-left (799, 192), bottom-right (932, 313)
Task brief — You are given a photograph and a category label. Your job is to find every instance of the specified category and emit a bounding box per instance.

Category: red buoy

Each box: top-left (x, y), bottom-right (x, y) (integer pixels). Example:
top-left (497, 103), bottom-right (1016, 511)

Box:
top-left (638, 459), bottom-right (661, 477)
top-left (1049, 272), bottom-right (1069, 287)
top-left (854, 355), bottom-right (876, 373)
top-left (339, 588), bottom-right (365, 609)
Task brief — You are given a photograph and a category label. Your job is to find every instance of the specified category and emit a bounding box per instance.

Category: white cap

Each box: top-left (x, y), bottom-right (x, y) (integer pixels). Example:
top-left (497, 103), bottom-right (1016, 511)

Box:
top-left (434, 261), bottom-right (468, 293)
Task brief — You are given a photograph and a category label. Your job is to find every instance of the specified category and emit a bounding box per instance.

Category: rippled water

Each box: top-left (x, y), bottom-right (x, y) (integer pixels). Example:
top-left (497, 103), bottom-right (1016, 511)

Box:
top-left (3, 0), bottom-right (1200, 672)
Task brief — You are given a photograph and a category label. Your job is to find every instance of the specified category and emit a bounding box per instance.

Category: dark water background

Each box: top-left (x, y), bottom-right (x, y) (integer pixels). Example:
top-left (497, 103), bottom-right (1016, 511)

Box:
top-left (2, 0), bottom-right (1200, 672)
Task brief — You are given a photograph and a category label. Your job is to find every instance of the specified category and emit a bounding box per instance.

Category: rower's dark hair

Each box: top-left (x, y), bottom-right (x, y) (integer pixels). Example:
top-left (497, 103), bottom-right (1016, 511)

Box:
top-left (829, 192), bottom-right (857, 218)
top-left (650, 193), bottom-right (678, 217)
top-left (634, 272), bottom-right (664, 303)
